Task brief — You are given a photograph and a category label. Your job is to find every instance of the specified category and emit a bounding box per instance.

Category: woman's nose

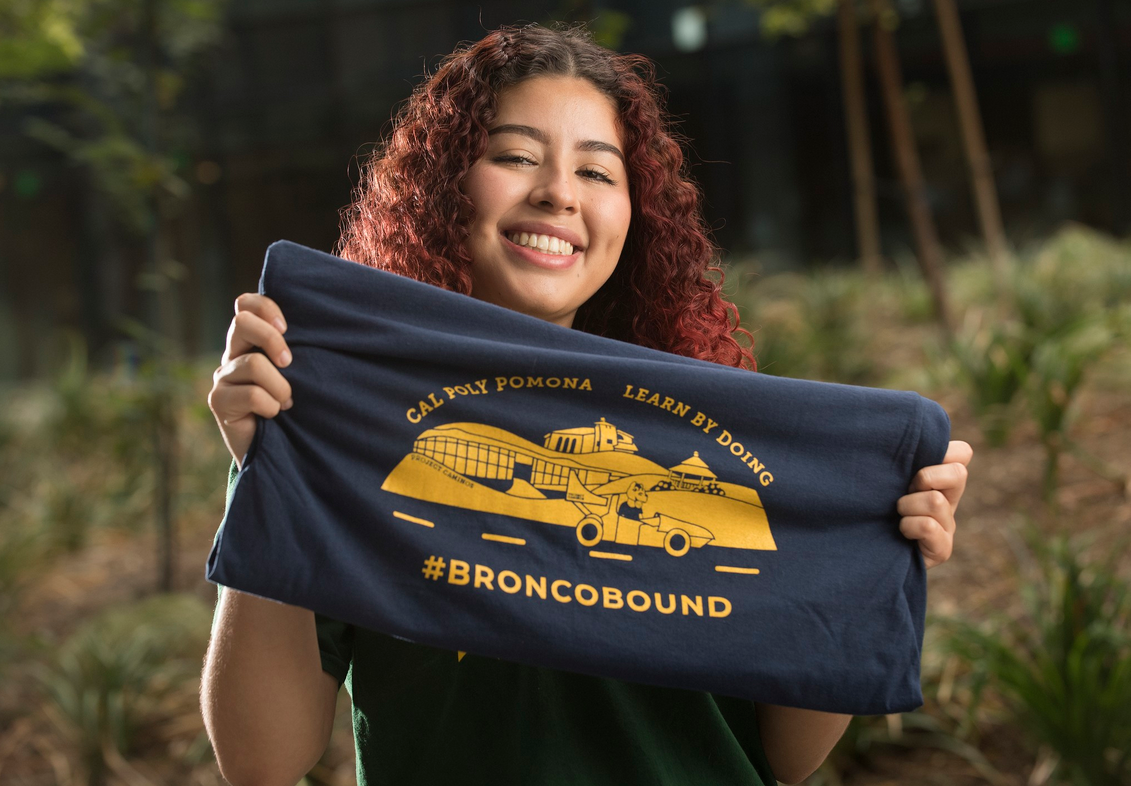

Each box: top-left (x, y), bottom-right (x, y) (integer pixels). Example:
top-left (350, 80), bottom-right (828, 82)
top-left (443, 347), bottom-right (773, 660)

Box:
top-left (529, 164), bottom-right (578, 213)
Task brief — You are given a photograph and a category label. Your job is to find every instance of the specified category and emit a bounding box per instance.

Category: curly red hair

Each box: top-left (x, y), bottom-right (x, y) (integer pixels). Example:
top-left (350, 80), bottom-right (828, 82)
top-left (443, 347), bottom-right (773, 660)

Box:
top-left (337, 24), bottom-right (755, 370)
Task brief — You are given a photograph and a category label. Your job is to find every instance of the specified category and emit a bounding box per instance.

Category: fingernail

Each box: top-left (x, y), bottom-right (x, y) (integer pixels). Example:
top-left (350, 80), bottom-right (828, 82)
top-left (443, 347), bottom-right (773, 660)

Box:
top-left (279, 350), bottom-right (292, 366)
top-left (274, 318), bottom-right (287, 333)
top-left (283, 397), bottom-right (293, 410)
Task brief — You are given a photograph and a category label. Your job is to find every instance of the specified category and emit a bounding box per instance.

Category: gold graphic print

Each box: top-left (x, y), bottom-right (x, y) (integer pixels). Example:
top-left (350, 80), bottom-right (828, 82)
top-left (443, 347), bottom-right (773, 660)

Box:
top-left (381, 418), bottom-right (776, 556)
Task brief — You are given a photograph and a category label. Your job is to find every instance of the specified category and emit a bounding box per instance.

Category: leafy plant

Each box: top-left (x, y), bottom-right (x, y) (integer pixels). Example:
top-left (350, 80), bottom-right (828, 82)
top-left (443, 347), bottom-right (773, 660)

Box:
top-left (949, 312), bottom-right (1031, 446)
top-left (1013, 225), bottom-right (1131, 339)
top-left (943, 225), bottom-right (1129, 497)
top-left (0, 515), bottom-right (45, 618)
top-left (939, 533), bottom-right (1131, 786)
top-left (42, 473), bottom-right (93, 553)
top-left (1027, 318), bottom-right (1121, 501)
top-left (737, 268), bottom-right (875, 384)
top-left (35, 593), bottom-right (213, 786)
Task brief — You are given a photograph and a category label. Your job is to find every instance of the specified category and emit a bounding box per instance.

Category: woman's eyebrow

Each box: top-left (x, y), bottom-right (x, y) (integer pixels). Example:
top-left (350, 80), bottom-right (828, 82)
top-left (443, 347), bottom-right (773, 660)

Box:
top-left (488, 124), bottom-right (625, 164)
top-left (488, 124), bottom-right (549, 144)
top-left (578, 139), bottom-right (625, 164)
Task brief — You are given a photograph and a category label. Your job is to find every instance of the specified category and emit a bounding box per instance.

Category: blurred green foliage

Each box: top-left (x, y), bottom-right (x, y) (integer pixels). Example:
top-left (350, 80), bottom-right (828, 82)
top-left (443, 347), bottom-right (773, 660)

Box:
top-left (733, 223), bottom-right (1130, 506)
top-left (949, 226), bottom-right (1130, 498)
top-left (948, 317), bottom-right (1030, 447)
top-left (734, 268), bottom-right (877, 384)
top-left (745, 0), bottom-right (839, 39)
top-left (0, 333), bottom-right (227, 778)
top-left (940, 532), bottom-right (1131, 786)
top-left (0, 0), bottom-right (228, 232)
top-left (35, 593), bottom-right (213, 785)
top-left (0, 0), bottom-right (84, 78)
top-left (0, 336), bottom-right (229, 613)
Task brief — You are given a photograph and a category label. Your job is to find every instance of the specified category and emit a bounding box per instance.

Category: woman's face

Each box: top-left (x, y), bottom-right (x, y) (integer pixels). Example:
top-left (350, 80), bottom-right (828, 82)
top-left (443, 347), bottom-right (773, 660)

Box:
top-left (462, 75), bottom-right (632, 328)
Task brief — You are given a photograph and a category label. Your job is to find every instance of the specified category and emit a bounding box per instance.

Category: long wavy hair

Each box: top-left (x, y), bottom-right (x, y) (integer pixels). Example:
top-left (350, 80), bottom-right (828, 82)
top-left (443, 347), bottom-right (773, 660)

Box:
top-left (337, 24), bottom-right (755, 370)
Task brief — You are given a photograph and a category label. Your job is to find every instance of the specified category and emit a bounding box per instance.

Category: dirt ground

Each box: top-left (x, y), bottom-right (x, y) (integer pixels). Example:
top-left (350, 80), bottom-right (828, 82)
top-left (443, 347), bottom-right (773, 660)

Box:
top-left (1, 372), bottom-right (1127, 785)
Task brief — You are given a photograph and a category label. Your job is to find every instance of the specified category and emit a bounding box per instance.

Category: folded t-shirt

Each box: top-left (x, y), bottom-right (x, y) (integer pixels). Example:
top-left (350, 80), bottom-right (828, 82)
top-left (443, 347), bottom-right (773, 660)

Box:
top-left (207, 240), bottom-right (950, 715)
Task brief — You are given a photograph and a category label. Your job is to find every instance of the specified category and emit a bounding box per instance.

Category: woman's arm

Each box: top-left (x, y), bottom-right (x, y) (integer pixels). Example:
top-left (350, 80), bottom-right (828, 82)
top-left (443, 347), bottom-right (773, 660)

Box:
top-left (201, 293), bottom-right (338, 785)
top-left (755, 705), bottom-right (852, 784)
top-left (757, 441), bottom-right (973, 783)
top-left (202, 590), bottom-right (340, 786)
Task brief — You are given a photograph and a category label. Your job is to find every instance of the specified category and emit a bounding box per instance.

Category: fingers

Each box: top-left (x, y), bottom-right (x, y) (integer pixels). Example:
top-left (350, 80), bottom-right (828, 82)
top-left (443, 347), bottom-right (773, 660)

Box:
top-left (942, 440), bottom-right (973, 467)
top-left (909, 461), bottom-right (968, 509)
top-left (216, 353), bottom-right (293, 409)
top-left (235, 293), bottom-right (287, 333)
top-left (224, 301), bottom-right (291, 368)
top-left (209, 294), bottom-right (292, 467)
top-left (908, 441), bottom-right (972, 507)
top-left (899, 515), bottom-right (952, 569)
top-left (898, 489), bottom-right (955, 533)
top-left (901, 442), bottom-right (972, 570)
top-left (899, 489), bottom-right (956, 569)
top-left (209, 379), bottom-right (289, 424)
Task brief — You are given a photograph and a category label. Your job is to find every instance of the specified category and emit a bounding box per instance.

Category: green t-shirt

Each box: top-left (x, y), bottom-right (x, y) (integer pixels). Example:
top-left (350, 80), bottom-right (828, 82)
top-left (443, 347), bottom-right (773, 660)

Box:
top-left (216, 462), bottom-right (776, 785)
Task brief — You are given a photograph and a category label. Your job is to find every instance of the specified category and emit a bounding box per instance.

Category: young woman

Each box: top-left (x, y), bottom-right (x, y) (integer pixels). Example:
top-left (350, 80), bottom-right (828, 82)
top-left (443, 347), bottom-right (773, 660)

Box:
top-left (202, 24), bottom-right (971, 786)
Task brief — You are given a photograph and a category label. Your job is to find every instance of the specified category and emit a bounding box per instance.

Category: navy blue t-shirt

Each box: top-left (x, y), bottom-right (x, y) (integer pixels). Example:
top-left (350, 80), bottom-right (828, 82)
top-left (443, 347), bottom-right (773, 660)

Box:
top-left (208, 240), bottom-right (950, 715)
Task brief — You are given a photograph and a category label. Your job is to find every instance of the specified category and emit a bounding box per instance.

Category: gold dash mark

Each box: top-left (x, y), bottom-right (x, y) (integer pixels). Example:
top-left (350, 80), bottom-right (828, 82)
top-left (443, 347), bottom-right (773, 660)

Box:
top-left (482, 533), bottom-right (526, 546)
top-left (589, 551), bottom-right (632, 562)
top-left (715, 566), bottom-right (760, 575)
top-left (393, 511), bottom-right (434, 528)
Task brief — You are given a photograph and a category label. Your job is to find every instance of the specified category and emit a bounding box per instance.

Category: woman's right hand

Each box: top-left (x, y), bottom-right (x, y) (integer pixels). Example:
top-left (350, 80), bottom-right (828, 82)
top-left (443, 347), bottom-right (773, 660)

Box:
top-left (208, 293), bottom-right (294, 469)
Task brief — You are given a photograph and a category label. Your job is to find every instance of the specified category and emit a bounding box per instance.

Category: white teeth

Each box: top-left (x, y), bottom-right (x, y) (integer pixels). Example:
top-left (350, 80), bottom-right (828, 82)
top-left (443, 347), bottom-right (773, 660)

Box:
top-left (506, 231), bottom-right (577, 256)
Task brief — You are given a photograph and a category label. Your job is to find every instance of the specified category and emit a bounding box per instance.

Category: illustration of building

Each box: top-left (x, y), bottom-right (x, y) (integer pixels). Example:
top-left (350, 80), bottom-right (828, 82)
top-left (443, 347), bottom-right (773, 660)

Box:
top-left (412, 422), bottom-right (648, 495)
top-left (543, 418), bottom-right (638, 455)
top-left (665, 452), bottom-right (717, 491)
top-left (386, 420), bottom-right (777, 554)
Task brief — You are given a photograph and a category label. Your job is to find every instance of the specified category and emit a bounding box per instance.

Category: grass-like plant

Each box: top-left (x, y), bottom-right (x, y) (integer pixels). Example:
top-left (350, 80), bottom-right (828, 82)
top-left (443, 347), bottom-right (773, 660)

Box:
top-left (949, 311), bottom-right (1032, 447)
top-left (939, 533), bottom-right (1131, 786)
top-left (1013, 225), bottom-right (1131, 339)
top-left (1026, 318), bottom-right (1121, 501)
top-left (35, 593), bottom-right (213, 785)
top-left (944, 226), bottom-right (1129, 497)
top-left (734, 268), bottom-right (876, 384)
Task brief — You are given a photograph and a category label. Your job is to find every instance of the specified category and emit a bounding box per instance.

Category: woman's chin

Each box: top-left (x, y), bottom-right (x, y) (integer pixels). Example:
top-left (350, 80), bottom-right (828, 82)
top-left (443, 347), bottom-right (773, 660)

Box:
top-left (470, 282), bottom-right (584, 327)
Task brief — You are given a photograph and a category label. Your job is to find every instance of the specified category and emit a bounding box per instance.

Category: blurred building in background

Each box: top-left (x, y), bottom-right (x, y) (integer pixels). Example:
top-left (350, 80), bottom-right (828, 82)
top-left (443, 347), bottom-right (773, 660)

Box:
top-left (0, 0), bottom-right (1128, 380)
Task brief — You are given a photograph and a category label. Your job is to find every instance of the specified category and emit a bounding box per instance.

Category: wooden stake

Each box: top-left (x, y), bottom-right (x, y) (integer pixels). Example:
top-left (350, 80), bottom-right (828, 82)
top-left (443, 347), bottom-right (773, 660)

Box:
top-left (837, 0), bottom-right (883, 275)
top-left (933, 0), bottom-right (1010, 291)
top-left (870, 0), bottom-right (954, 334)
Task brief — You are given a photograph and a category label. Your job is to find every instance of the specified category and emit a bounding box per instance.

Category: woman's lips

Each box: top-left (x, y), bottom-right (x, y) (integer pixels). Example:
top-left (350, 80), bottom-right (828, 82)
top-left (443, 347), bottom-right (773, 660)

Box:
top-left (501, 233), bottom-right (581, 270)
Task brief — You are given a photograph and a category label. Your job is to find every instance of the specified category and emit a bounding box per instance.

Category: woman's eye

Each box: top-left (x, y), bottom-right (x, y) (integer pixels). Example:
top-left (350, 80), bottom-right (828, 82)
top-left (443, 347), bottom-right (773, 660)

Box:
top-left (580, 168), bottom-right (617, 185)
top-left (494, 154), bottom-right (535, 166)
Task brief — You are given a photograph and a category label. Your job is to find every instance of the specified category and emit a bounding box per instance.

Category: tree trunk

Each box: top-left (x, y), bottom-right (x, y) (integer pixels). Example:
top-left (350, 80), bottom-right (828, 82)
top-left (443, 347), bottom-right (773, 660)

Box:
top-left (155, 390), bottom-right (178, 592)
top-left (141, 0), bottom-right (179, 592)
top-left (933, 0), bottom-right (1010, 291)
top-left (869, 0), bottom-right (954, 334)
top-left (837, 0), bottom-right (883, 275)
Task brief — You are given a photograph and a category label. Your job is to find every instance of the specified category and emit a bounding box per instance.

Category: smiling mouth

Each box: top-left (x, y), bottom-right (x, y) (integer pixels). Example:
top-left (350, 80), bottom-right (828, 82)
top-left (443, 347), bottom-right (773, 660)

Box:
top-left (504, 231), bottom-right (578, 256)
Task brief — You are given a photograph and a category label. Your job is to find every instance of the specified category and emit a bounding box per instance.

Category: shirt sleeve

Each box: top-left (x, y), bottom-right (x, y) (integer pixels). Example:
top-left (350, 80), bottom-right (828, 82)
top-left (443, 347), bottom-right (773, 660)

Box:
top-left (213, 459), bottom-right (355, 686)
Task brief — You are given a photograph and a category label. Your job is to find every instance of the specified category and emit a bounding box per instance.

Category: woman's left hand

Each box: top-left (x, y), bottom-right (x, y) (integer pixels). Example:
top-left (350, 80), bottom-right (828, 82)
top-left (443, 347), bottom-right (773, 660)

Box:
top-left (897, 440), bottom-right (973, 569)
